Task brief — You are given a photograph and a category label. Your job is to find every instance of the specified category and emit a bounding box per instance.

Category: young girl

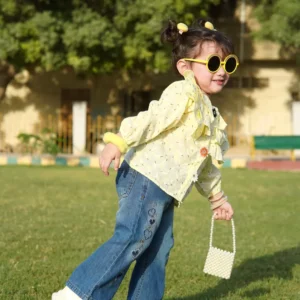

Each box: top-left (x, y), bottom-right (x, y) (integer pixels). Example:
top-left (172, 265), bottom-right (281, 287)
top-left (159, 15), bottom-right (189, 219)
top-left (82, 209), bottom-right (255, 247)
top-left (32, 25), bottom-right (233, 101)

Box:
top-left (53, 19), bottom-right (237, 300)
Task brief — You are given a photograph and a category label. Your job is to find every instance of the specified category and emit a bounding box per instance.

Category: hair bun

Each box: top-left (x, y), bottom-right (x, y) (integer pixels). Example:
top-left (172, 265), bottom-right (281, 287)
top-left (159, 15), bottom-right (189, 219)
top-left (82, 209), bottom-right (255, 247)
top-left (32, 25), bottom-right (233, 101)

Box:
top-left (161, 20), bottom-right (180, 45)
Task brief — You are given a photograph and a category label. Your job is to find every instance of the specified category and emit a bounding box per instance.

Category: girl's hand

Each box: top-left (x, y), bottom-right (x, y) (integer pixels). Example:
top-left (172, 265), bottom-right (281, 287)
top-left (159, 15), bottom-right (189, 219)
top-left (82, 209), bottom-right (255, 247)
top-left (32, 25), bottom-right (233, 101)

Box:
top-left (213, 201), bottom-right (234, 221)
top-left (99, 143), bottom-right (122, 176)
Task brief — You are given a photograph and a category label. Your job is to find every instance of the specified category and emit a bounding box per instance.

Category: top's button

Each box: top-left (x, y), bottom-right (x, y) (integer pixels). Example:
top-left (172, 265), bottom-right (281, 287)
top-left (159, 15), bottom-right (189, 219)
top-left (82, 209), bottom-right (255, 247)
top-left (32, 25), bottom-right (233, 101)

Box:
top-left (212, 108), bottom-right (217, 118)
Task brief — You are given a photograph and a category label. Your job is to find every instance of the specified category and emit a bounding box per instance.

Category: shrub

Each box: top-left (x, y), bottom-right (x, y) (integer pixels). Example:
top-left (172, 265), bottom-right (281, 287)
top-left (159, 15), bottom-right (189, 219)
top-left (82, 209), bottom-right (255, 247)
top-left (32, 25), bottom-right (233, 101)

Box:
top-left (17, 128), bottom-right (62, 156)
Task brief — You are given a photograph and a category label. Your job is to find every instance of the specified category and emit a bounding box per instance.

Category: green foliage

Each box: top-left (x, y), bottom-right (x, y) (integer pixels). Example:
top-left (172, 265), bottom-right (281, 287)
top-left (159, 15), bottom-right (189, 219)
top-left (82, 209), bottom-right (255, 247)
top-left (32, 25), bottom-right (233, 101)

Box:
top-left (16, 132), bottom-right (41, 153)
top-left (0, 0), bottom-right (220, 75)
top-left (17, 128), bottom-right (62, 155)
top-left (254, 0), bottom-right (300, 49)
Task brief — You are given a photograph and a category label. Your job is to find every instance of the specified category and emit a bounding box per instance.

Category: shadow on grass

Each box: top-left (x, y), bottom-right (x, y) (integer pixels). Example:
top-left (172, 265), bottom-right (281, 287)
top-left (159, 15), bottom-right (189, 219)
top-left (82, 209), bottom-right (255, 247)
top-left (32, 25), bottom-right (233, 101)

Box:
top-left (168, 247), bottom-right (300, 300)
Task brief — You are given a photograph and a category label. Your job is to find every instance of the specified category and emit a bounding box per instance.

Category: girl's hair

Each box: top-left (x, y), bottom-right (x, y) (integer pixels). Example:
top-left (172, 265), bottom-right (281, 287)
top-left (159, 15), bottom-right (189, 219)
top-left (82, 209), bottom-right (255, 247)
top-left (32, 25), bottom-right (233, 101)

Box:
top-left (161, 19), bottom-right (234, 74)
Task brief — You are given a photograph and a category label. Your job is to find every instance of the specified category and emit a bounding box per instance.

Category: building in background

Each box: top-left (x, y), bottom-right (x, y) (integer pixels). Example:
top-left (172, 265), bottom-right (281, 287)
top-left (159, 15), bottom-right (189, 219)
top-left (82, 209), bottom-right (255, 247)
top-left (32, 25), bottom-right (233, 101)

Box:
top-left (0, 3), bottom-right (299, 155)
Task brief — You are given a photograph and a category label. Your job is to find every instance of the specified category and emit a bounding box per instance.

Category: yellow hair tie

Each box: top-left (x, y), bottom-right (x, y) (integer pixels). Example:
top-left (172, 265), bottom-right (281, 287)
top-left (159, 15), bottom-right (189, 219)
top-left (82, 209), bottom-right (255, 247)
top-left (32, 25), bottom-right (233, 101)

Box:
top-left (103, 132), bottom-right (128, 154)
top-left (204, 21), bottom-right (216, 31)
top-left (177, 23), bottom-right (188, 35)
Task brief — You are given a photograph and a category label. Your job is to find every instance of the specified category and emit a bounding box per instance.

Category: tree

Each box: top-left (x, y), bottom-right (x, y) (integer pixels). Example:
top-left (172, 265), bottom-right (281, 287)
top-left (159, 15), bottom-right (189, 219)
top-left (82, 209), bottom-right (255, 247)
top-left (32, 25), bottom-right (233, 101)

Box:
top-left (0, 0), bottom-right (220, 100)
top-left (254, 0), bottom-right (300, 51)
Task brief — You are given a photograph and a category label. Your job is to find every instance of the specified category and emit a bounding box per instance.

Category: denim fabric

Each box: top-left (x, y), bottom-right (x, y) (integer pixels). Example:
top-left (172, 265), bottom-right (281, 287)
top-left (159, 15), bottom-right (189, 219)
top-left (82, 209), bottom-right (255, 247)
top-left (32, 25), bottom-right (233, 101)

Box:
top-left (66, 160), bottom-right (175, 300)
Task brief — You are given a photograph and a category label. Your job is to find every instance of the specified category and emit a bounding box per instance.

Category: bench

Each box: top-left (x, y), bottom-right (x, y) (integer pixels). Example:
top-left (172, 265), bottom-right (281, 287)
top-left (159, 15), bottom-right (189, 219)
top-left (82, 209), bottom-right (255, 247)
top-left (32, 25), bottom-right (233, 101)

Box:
top-left (251, 136), bottom-right (300, 161)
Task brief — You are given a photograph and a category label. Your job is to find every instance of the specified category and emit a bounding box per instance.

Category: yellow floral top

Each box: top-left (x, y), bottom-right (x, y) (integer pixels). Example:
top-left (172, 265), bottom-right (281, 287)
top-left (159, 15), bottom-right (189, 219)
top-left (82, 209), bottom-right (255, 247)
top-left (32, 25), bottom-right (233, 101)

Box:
top-left (119, 70), bottom-right (229, 204)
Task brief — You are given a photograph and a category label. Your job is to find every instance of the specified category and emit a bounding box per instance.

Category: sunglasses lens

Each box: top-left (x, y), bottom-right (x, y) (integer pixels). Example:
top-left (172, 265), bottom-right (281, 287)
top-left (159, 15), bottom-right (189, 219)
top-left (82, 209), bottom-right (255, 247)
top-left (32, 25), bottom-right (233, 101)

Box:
top-left (207, 56), bottom-right (220, 72)
top-left (225, 57), bottom-right (237, 73)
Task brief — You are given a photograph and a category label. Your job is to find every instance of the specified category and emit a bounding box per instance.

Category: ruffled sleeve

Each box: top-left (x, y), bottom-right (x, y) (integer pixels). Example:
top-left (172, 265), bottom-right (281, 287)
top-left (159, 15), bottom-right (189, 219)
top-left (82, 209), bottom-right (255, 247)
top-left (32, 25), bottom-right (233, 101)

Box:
top-left (179, 75), bottom-right (230, 163)
top-left (181, 72), bottom-right (213, 141)
top-left (209, 106), bottom-right (230, 163)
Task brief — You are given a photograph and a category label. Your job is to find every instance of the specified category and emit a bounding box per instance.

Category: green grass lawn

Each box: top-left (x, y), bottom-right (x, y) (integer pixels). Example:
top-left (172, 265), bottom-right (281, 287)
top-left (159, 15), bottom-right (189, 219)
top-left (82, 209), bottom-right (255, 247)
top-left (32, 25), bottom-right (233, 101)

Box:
top-left (0, 166), bottom-right (300, 300)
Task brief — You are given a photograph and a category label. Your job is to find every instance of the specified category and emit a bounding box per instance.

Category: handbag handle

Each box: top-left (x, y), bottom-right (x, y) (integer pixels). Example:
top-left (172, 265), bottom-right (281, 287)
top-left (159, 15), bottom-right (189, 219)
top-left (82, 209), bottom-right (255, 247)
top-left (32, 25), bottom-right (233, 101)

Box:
top-left (209, 215), bottom-right (236, 254)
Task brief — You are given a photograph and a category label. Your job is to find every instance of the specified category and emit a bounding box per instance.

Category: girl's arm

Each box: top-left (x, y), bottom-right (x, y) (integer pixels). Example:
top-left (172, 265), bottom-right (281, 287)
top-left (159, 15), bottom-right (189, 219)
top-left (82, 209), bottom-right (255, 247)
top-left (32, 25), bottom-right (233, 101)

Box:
top-left (119, 80), bottom-right (192, 148)
top-left (195, 157), bottom-right (234, 220)
top-left (195, 156), bottom-right (222, 201)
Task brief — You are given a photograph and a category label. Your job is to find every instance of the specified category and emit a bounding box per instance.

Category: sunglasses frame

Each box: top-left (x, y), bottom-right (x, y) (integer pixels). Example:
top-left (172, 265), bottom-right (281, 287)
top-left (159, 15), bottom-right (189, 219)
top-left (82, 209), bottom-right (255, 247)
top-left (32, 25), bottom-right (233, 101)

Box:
top-left (183, 54), bottom-right (239, 74)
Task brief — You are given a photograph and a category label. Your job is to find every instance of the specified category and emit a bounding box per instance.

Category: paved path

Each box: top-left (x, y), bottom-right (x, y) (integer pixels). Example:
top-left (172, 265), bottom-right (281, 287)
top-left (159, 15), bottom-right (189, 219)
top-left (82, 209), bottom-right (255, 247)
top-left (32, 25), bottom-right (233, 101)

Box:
top-left (247, 160), bottom-right (300, 171)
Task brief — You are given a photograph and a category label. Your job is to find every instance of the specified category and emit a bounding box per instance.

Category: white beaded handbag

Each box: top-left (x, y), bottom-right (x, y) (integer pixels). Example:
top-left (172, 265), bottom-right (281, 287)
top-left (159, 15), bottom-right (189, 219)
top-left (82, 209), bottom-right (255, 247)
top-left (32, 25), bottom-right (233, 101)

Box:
top-left (203, 215), bottom-right (236, 279)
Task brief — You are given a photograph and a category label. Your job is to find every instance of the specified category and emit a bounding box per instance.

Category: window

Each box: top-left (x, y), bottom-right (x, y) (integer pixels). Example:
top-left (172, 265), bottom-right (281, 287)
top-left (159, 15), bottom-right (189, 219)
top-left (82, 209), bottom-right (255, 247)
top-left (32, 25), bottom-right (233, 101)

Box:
top-left (61, 89), bottom-right (91, 114)
top-left (123, 90), bottom-right (152, 117)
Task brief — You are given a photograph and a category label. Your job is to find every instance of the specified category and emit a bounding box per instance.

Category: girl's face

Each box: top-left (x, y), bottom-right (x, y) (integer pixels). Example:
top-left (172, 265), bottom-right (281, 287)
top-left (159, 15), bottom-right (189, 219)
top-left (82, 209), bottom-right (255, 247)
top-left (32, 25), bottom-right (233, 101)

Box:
top-left (189, 41), bottom-right (229, 95)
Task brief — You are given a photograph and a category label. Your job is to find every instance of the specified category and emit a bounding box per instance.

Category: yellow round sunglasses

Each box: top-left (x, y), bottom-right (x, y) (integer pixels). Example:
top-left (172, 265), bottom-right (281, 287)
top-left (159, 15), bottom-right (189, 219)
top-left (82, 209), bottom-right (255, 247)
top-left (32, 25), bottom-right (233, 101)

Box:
top-left (184, 54), bottom-right (239, 74)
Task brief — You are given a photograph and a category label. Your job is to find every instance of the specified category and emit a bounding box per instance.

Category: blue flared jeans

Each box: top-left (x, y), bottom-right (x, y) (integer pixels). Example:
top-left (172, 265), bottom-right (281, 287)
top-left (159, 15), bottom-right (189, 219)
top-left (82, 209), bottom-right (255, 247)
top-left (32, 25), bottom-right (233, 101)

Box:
top-left (66, 160), bottom-right (175, 300)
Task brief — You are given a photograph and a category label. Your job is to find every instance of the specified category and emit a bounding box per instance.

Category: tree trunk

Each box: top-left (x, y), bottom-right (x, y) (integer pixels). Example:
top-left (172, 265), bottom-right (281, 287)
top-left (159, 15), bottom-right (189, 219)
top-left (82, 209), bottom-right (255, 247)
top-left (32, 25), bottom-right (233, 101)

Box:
top-left (0, 62), bottom-right (15, 101)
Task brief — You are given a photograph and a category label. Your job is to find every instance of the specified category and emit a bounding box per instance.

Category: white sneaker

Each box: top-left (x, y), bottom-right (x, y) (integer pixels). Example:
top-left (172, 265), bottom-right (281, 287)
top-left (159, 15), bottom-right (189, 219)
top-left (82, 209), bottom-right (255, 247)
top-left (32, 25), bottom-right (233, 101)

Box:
top-left (52, 287), bottom-right (82, 300)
